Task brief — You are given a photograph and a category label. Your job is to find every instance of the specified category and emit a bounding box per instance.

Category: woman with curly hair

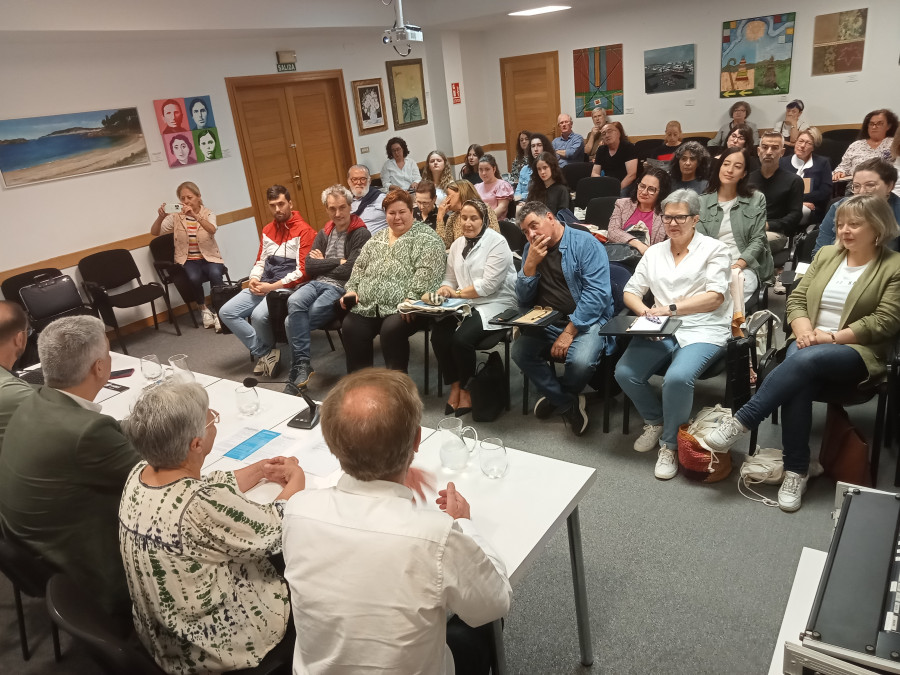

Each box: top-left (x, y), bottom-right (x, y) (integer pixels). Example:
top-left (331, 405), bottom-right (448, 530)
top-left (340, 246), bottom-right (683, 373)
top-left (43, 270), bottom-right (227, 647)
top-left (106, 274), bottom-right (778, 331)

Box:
top-left (381, 136), bottom-right (420, 191)
top-left (526, 152), bottom-right (569, 215)
top-left (420, 149), bottom-right (453, 203)
top-left (670, 141), bottom-right (711, 193)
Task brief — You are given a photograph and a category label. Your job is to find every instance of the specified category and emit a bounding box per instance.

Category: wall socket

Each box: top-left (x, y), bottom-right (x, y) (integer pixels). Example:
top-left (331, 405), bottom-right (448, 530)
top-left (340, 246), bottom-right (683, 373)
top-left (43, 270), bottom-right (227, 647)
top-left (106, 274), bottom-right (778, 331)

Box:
top-left (685, 99), bottom-right (696, 106)
top-left (360, 146), bottom-right (370, 154)
top-left (625, 107), bottom-right (634, 114)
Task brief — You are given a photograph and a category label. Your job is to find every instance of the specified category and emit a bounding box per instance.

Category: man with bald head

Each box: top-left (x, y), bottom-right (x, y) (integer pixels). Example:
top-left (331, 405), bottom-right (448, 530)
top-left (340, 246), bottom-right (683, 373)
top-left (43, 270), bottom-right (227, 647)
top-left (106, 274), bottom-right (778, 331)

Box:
top-left (0, 301), bottom-right (33, 451)
top-left (552, 112), bottom-right (585, 167)
top-left (282, 368), bottom-right (511, 674)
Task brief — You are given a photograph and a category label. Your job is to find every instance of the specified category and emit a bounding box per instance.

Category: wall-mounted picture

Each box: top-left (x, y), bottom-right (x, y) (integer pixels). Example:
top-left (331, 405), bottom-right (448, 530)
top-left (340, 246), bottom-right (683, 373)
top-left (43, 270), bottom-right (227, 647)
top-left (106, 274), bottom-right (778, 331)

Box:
top-left (720, 13), bottom-right (795, 98)
top-left (385, 59), bottom-right (428, 130)
top-left (351, 78), bottom-right (388, 135)
top-left (573, 44), bottom-right (624, 117)
top-left (812, 8), bottom-right (867, 75)
top-left (154, 96), bottom-right (222, 167)
top-left (644, 44), bottom-right (695, 94)
top-left (0, 107), bottom-right (149, 188)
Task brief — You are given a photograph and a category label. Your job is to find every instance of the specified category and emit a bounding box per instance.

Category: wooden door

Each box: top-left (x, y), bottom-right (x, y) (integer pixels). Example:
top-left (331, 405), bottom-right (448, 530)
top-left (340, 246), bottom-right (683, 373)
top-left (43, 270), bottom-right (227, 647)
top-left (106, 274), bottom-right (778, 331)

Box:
top-left (227, 71), bottom-right (356, 231)
top-left (500, 51), bottom-right (561, 171)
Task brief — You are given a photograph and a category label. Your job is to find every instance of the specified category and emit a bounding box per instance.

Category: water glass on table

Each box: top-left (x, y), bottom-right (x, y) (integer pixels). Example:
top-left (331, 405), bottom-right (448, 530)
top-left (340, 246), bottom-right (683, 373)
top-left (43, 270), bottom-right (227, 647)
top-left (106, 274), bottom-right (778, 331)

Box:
top-left (235, 385), bottom-right (260, 417)
top-left (140, 355), bottom-right (163, 384)
top-left (479, 437), bottom-right (508, 479)
top-left (168, 354), bottom-right (195, 383)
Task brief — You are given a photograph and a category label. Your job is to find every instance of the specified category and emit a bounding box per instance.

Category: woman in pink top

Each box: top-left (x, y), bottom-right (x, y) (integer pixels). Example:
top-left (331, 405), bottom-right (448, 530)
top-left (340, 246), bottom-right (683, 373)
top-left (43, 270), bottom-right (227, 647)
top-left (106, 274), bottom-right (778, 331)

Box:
top-left (474, 154), bottom-right (514, 219)
top-left (607, 166), bottom-right (672, 255)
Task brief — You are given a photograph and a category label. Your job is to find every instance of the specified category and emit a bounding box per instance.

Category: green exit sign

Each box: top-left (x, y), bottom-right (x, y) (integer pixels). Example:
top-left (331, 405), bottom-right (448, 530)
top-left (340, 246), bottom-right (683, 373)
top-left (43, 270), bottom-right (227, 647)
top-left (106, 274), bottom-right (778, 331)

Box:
top-left (277, 63), bottom-right (296, 73)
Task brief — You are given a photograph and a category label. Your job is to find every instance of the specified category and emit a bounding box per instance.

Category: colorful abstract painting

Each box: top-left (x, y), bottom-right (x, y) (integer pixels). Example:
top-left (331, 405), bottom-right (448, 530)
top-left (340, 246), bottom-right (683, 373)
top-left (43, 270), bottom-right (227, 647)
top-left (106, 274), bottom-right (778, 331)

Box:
top-left (573, 44), bottom-right (623, 117)
top-left (720, 14), bottom-right (795, 98)
top-left (812, 9), bottom-right (867, 75)
top-left (644, 44), bottom-right (695, 94)
top-left (154, 96), bottom-right (221, 168)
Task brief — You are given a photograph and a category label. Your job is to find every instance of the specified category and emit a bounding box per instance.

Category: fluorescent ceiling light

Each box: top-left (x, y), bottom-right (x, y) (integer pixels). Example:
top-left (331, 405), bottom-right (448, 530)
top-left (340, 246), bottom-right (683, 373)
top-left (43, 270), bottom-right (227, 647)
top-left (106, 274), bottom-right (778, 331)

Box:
top-left (509, 5), bottom-right (572, 16)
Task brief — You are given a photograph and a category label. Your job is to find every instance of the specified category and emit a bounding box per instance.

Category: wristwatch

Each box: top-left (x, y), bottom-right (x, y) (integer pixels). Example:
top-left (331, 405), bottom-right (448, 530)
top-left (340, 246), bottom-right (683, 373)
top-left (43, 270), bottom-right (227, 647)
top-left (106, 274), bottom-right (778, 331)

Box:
top-left (669, 303), bottom-right (677, 316)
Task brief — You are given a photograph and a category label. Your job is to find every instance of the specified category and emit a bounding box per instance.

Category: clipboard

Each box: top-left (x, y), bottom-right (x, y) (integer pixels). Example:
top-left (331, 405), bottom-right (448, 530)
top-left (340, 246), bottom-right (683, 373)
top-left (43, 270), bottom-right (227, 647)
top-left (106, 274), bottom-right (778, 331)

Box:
top-left (489, 307), bottom-right (560, 328)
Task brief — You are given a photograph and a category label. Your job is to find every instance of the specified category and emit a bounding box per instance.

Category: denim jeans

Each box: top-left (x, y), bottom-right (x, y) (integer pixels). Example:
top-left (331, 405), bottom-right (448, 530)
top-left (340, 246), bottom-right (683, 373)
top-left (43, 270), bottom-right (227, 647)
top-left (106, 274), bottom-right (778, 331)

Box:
top-left (512, 322), bottom-right (608, 412)
top-left (735, 342), bottom-right (867, 474)
top-left (219, 289), bottom-right (274, 358)
top-left (182, 260), bottom-right (225, 305)
top-left (285, 281), bottom-right (343, 366)
top-left (615, 336), bottom-right (723, 449)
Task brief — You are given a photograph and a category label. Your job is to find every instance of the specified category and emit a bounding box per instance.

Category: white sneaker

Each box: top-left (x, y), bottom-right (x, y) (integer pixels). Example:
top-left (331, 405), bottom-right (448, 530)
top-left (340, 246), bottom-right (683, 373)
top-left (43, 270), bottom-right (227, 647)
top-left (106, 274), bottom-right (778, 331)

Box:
top-left (634, 423), bottom-right (663, 452)
top-left (699, 416), bottom-right (747, 453)
top-left (654, 445), bottom-right (678, 480)
top-left (259, 348), bottom-right (281, 378)
top-left (201, 306), bottom-right (215, 329)
top-left (777, 471), bottom-right (808, 512)
top-left (213, 315), bottom-right (222, 333)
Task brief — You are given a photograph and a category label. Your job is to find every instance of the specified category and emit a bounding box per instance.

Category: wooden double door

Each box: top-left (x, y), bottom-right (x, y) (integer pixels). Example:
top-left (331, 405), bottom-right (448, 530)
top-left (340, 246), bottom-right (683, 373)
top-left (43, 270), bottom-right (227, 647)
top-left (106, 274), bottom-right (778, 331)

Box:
top-left (227, 71), bottom-right (355, 230)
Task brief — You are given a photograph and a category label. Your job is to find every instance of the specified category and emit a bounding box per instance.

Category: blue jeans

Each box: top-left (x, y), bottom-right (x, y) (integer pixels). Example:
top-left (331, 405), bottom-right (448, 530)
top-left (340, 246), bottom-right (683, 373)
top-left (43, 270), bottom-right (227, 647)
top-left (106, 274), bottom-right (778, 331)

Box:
top-left (219, 289), bottom-right (274, 358)
top-left (735, 342), bottom-right (867, 474)
top-left (615, 337), bottom-right (723, 448)
top-left (182, 260), bottom-right (225, 305)
top-left (285, 281), bottom-right (343, 366)
top-left (512, 322), bottom-right (608, 412)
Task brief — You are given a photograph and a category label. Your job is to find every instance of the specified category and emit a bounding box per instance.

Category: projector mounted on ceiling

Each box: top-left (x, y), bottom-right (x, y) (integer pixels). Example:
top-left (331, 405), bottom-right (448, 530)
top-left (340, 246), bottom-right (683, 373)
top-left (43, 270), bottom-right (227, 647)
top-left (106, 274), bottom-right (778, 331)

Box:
top-left (381, 0), bottom-right (422, 57)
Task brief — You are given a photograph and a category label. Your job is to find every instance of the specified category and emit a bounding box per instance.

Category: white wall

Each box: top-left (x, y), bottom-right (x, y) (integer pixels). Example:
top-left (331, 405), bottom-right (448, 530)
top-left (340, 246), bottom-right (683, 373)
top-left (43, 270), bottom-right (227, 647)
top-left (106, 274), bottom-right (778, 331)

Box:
top-left (464, 0), bottom-right (900, 145)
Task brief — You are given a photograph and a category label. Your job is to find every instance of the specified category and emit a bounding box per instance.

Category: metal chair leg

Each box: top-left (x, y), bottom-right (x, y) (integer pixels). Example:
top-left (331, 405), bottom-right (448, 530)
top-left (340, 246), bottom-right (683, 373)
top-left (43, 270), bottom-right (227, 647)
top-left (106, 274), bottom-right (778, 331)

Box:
top-left (423, 325), bottom-right (430, 395)
top-left (504, 337), bottom-right (511, 411)
top-left (325, 330), bottom-right (336, 351)
top-left (149, 300), bottom-right (160, 330)
top-left (522, 374), bottom-right (529, 415)
top-left (51, 623), bottom-right (61, 662)
top-left (871, 391), bottom-right (886, 486)
top-left (13, 585), bottom-right (29, 660)
top-left (159, 294), bottom-right (182, 336)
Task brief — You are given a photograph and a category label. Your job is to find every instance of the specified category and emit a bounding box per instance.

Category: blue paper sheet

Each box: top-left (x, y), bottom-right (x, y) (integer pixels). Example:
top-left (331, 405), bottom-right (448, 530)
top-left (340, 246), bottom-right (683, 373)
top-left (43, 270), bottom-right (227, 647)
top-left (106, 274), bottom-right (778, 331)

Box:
top-left (224, 429), bottom-right (281, 460)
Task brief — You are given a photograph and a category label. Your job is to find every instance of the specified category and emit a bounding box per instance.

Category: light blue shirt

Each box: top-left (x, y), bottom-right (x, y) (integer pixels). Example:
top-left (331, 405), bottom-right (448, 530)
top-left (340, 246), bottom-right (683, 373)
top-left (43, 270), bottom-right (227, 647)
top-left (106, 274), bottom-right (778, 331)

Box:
top-left (551, 133), bottom-right (585, 167)
top-left (515, 165), bottom-right (533, 200)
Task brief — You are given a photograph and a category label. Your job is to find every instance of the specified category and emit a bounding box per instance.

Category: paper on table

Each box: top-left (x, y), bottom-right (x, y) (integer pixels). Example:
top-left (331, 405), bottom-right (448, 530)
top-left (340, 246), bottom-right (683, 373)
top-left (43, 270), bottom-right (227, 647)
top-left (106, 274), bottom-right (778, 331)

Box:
top-left (795, 262), bottom-right (810, 276)
top-left (208, 426), bottom-right (264, 464)
top-left (629, 315), bottom-right (668, 332)
top-left (250, 432), bottom-right (341, 477)
top-left (225, 430), bottom-right (281, 460)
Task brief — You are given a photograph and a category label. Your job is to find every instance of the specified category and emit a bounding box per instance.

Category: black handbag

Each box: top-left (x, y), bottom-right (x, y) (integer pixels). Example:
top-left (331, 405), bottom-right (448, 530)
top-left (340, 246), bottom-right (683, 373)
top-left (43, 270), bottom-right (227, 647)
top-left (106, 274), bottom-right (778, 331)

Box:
top-left (470, 351), bottom-right (505, 423)
top-left (604, 243), bottom-right (641, 271)
top-left (209, 280), bottom-right (244, 335)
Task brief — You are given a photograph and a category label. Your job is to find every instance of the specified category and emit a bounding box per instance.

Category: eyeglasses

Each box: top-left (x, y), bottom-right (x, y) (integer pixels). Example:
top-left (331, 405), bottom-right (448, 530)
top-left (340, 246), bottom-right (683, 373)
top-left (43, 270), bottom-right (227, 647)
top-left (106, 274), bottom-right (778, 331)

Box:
top-left (661, 214), bottom-right (692, 224)
top-left (868, 120), bottom-right (887, 128)
top-left (637, 183), bottom-right (658, 195)
top-left (849, 181), bottom-right (881, 194)
top-left (205, 409), bottom-right (220, 429)
top-left (348, 176), bottom-right (368, 184)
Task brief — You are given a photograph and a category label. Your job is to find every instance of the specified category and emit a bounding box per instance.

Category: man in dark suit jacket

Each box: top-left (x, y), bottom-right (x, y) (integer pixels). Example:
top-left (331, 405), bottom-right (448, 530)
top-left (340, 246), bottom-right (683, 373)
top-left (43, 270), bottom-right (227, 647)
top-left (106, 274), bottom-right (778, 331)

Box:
top-left (0, 315), bottom-right (138, 620)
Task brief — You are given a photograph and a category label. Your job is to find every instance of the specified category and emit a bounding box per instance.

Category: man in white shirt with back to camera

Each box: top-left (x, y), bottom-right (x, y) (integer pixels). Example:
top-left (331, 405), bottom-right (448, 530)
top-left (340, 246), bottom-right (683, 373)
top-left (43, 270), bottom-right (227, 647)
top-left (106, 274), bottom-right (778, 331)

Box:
top-left (282, 368), bottom-right (511, 675)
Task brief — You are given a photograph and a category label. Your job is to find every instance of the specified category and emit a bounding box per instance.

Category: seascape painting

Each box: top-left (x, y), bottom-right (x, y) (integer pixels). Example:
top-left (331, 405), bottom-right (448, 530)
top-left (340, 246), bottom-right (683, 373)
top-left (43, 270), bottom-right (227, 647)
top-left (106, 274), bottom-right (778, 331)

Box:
top-left (644, 44), bottom-right (695, 94)
top-left (0, 107), bottom-right (149, 188)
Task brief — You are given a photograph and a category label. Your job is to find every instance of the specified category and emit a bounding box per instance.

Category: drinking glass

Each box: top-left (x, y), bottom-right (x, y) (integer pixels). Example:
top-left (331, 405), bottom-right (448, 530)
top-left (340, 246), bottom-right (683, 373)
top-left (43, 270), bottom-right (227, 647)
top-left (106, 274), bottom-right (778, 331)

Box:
top-left (235, 385), bottom-right (260, 417)
top-left (140, 355), bottom-right (163, 383)
top-left (168, 354), bottom-right (195, 383)
top-left (479, 438), bottom-right (508, 479)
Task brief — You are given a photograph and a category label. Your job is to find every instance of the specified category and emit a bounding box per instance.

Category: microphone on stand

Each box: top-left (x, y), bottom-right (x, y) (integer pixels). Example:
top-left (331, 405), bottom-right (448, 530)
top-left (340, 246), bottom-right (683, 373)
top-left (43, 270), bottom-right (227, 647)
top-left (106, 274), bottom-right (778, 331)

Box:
top-left (287, 375), bottom-right (320, 429)
top-left (243, 377), bottom-right (259, 388)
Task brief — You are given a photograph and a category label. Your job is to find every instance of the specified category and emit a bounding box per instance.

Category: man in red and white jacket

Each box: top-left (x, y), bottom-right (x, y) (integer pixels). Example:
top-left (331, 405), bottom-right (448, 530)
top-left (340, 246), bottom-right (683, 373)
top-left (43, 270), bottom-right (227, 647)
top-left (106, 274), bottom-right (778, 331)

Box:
top-left (220, 185), bottom-right (315, 377)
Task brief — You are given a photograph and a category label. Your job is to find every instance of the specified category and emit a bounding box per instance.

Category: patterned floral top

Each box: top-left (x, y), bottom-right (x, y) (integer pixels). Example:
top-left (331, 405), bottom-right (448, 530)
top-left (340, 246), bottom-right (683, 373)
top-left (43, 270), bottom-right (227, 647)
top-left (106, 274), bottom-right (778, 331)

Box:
top-left (118, 463), bottom-right (289, 675)
top-left (510, 155), bottom-right (528, 186)
top-left (345, 221), bottom-right (446, 318)
top-left (834, 137), bottom-right (894, 176)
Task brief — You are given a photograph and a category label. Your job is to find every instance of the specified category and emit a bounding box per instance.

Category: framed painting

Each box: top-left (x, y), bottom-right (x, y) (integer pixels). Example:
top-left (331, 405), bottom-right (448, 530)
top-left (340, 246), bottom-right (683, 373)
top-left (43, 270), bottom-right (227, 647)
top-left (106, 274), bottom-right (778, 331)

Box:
top-left (351, 78), bottom-right (388, 135)
top-left (812, 9), bottom-right (867, 75)
top-left (573, 44), bottom-right (624, 117)
top-left (644, 44), bottom-right (695, 94)
top-left (385, 59), bottom-right (428, 130)
top-left (720, 14), bottom-right (795, 98)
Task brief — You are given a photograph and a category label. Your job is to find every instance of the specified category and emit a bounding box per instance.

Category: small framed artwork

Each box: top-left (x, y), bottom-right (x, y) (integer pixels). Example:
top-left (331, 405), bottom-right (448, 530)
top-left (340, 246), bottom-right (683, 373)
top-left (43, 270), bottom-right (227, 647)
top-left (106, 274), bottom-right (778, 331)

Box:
top-left (351, 78), bottom-right (388, 135)
top-left (385, 58), bottom-right (428, 130)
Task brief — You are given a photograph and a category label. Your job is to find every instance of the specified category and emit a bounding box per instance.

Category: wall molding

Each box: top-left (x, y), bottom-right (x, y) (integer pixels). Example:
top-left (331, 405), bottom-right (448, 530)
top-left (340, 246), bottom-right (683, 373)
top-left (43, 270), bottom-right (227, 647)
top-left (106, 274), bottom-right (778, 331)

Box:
top-left (0, 206), bottom-right (255, 285)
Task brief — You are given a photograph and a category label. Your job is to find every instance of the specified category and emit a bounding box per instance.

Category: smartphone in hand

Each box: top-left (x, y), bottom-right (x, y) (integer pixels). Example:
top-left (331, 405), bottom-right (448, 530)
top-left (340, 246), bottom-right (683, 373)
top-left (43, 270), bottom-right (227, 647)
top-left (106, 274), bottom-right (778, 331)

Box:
top-left (164, 204), bottom-right (183, 214)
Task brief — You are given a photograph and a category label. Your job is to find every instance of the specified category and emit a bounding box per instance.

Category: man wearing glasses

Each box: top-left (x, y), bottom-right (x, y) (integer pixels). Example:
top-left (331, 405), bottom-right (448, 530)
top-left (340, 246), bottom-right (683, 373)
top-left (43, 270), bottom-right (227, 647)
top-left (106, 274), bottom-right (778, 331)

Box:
top-left (813, 158), bottom-right (900, 256)
top-left (748, 131), bottom-right (804, 256)
top-left (347, 164), bottom-right (387, 235)
top-left (0, 301), bottom-right (33, 450)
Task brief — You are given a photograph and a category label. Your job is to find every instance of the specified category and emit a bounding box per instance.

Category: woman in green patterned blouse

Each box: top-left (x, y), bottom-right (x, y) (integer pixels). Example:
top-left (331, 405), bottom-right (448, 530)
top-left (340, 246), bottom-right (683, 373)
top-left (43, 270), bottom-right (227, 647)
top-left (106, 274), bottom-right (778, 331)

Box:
top-left (119, 380), bottom-right (306, 674)
top-left (340, 188), bottom-right (446, 372)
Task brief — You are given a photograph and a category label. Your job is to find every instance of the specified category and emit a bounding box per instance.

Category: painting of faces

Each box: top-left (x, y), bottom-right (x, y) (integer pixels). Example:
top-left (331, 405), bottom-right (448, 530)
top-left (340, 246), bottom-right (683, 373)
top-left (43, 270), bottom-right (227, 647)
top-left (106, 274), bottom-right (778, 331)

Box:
top-left (154, 95), bottom-right (221, 168)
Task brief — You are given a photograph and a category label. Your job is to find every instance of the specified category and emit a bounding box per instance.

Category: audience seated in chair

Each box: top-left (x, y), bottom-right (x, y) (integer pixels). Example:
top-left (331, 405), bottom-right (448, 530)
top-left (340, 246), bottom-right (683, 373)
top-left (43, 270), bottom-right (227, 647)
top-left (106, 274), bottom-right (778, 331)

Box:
top-left (475, 154), bottom-right (514, 219)
top-left (591, 121), bottom-right (638, 194)
top-left (513, 202), bottom-right (614, 437)
top-left (413, 180), bottom-right (439, 229)
top-left (583, 107), bottom-right (608, 163)
top-left (0, 315), bottom-right (139, 624)
top-left (748, 131), bottom-right (805, 258)
top-left (779, 127), bottom-right (833, 225)
top-left (647, 120), bottom-right (683, 163)
top-left (219, 185), bottom-right (316, 379)
top-left (552, 113), bottom-right (585, 168)
top-left (282, 368), bottom-right (511, 675)
top-left (436, 180), bottom-right (501, 249)
top-left (709, 101), bottom-right (760, 150)
top-left (670, 141), bottom-right (711, 194)
top-left (526, 151), bottom-right (570, 216)
top-left (615, 189), bottom-right (734, 480)
top-left (702, 195), bottom-right (900, 513)
top-left (348, 164), bottom-right (387, 235)
top-left (119, 380), bottom-right (305, 674)
top-left (0, 301), bottom-right (33, 451)
top-left (283, 185), bottom-right (371, 395)
top-left (514, 132), bottom-right (553, 203)
top-left (832, 108), bottom-right (897, 181)
top-left (381, 136), bottom-right (420, 192)
top-left (606, 166), bottom-right (672, 256)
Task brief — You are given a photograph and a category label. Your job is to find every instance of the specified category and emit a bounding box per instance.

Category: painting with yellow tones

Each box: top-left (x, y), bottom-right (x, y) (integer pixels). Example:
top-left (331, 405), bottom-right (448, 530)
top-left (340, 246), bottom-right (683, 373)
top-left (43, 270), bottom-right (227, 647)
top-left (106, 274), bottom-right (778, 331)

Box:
top-left (720, 13), bottom-right (795, 98)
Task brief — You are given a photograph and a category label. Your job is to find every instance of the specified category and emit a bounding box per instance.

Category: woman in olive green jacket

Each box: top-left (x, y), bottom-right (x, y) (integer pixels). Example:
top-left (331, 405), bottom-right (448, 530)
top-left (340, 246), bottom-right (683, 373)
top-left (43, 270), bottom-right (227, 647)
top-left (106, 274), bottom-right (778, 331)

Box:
top-left (697, 147), bottom-right (774, 301)
top-left (701, 195), bottom-right (900, 512)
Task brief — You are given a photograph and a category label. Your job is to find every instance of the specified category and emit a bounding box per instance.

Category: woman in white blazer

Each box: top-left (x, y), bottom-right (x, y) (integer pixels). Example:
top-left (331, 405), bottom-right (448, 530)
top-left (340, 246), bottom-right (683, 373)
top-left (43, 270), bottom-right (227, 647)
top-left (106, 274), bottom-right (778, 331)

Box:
top-left (430, 200), bottom-right (517, 416)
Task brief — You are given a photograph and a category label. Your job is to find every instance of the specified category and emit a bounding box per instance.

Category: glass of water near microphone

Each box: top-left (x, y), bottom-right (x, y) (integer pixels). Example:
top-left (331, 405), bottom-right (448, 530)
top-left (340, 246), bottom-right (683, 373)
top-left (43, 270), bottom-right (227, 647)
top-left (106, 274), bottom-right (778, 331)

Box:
top-left (437, 417), bottom-right (508, 479)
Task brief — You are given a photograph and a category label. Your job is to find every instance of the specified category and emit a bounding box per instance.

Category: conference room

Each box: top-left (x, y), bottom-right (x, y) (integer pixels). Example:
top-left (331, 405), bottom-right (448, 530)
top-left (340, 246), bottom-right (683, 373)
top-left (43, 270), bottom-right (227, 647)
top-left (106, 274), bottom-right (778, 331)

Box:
top-left (2, 1), bottom-right (899, 673)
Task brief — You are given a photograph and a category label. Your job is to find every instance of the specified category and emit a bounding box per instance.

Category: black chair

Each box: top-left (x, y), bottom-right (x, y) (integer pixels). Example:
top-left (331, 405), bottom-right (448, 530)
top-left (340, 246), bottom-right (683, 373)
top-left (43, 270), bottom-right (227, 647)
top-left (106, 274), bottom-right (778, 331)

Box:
top-left (2, 268), bottom-right (64, 368)
top-left (78, 248), bottom-right (181, 354)
top-left (574, 176), bottom-right (621, 209)
top-left (149, 233), bottom-right (223, 329)
top-left (498, 219), bottom-right (527, 271)
top-left (633, 138), bottom-right (661, 161)
top-left (584, 196), bottom-right (619, 229)
top-left (821, 128), bottom-right (859, 145)
top-left (0, 532), bottom-right (61, 662)
top-left (818, 138), bottom-right (849, 178)
top-left (561, 162), bottom-right (593, 192)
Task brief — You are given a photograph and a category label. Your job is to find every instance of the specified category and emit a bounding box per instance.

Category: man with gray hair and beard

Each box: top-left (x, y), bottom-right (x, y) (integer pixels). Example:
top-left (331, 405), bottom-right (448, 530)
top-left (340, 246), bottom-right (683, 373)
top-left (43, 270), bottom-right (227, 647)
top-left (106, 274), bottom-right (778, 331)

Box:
top-left (347, 163), bottom-right (387, 234)
top-left (0, 315), bottom-right (138, 622)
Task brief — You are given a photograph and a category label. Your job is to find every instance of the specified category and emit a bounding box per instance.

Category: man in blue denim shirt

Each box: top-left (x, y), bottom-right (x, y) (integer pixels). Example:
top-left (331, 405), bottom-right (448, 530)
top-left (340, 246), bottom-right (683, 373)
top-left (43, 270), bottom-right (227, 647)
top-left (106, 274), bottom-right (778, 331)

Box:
top-left (513, 202), bottom-right (613, 436)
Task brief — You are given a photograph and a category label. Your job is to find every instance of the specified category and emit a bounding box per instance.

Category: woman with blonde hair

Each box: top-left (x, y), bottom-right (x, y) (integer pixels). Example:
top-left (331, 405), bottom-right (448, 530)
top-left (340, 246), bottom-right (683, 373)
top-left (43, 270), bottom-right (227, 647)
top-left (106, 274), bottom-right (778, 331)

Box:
top-left (420, 149), bottom-right (453, 203)
top-left (703, 194), bottom-right (900, 512)
top-left (435, 180), bottom-right (501, 249)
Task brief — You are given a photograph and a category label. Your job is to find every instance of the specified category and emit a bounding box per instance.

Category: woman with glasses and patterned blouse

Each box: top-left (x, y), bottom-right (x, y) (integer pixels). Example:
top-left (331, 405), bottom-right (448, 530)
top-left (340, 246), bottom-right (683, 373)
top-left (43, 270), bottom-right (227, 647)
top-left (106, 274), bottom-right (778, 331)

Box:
top-left (606, 166), bottom-right (672, 255)
top-left (833, 108), bottom-right (898, 181)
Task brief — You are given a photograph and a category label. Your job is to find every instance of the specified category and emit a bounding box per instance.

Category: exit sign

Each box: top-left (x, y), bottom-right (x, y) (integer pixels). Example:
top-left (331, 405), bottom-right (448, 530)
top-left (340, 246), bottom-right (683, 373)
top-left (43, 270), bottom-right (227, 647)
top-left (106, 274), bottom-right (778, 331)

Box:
top-left (277, 63), bottom-right (296, 73)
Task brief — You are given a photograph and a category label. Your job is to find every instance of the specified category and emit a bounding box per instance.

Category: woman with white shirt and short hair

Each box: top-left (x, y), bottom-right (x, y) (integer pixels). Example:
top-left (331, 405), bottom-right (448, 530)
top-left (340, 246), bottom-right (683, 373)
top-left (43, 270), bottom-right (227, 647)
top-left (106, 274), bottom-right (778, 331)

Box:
top-left (614, 188), bottom-right (734, 481)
